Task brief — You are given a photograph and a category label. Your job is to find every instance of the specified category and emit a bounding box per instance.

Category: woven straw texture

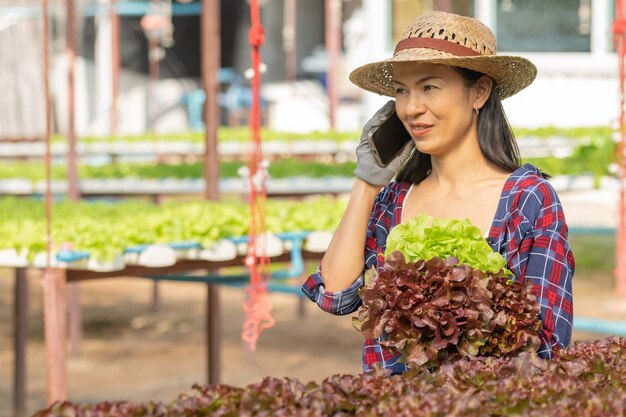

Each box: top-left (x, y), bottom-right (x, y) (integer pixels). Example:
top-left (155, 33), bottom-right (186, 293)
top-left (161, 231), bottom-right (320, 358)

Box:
top-left (349, 11), bottom-right (537, 99)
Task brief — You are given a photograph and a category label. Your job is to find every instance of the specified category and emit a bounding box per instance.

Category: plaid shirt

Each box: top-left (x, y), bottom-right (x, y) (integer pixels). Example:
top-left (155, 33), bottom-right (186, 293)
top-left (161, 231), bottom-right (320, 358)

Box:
top-left (302, 164), bottom-right (575, 374)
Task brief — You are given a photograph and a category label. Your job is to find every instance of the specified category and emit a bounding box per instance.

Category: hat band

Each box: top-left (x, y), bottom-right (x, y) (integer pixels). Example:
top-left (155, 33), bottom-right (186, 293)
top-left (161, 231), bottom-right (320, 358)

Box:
top-left (394, 37), bottom-right (481, 57)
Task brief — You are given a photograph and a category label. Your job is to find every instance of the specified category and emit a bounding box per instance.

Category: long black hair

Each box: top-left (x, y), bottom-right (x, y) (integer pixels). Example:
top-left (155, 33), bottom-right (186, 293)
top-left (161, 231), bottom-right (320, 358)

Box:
top-left (395, 67), bottom-right (521, 184)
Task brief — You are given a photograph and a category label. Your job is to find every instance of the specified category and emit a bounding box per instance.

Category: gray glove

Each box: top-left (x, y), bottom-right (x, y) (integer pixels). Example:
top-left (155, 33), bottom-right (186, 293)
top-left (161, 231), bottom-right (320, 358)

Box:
top-left (354, 100), bottom-right (415, 186)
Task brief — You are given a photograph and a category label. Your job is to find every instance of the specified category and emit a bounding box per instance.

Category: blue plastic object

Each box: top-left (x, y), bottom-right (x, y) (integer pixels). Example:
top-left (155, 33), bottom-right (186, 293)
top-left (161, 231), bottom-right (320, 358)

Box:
top-left (115, 1), bottom-right (201, 17)
top-left (184, 90), bottom-right (207, 132)
top-left (569, 226), bottom-right (615, 235)
top-left (124, 241), bottom-right (202, 254)
top-left (573, 316), bottom-right (626, 336)
top-left (184, 68), bottom-right (268, 131)
top-left (56, 250), bottom-right (91, 263)
top-left (51, 232), bottom-right (311, 297)
top-left (149, 232), bottom-right (311, 296)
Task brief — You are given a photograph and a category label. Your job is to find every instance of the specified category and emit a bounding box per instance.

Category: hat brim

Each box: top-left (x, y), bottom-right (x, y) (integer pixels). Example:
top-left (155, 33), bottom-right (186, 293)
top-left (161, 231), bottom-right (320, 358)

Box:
top-left (349, 48), bottom-right (537, 100)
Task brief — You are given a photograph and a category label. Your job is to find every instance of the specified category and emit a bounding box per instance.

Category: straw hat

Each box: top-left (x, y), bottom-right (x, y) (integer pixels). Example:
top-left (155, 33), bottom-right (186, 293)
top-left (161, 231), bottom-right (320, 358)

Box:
top-left (349, 11), bottom-right (537, 100)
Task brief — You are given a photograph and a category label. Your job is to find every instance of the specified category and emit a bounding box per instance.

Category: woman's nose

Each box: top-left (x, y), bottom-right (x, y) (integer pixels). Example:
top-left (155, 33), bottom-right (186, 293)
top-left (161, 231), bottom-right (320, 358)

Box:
top-left (405, 93), bottom-right (426, 118)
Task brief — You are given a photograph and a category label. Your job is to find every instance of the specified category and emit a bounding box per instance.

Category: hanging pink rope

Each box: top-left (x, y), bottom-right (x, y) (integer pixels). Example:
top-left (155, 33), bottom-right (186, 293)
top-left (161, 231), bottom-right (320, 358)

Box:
top-left (613, 0), bottom-right (626, 297)
top-left (241, 0), bottom-right (275, 351)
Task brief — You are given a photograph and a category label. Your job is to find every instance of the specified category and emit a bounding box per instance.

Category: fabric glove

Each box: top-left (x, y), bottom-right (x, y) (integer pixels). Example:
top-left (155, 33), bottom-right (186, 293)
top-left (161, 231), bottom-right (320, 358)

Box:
top-left (354, 100), bottom-right (415, 186)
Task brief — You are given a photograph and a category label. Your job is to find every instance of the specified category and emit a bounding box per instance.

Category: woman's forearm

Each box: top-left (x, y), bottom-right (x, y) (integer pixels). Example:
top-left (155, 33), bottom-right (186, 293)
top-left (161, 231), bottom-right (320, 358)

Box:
top-left (321, 178), bottom-right (381, 292)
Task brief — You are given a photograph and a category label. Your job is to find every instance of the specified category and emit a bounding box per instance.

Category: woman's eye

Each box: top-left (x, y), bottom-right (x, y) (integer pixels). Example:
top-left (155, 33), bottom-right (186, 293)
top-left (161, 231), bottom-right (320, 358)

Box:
top-left (394, 87), bottom-right (407, 95)
top-left (423, 84), bottom-right (436, 92)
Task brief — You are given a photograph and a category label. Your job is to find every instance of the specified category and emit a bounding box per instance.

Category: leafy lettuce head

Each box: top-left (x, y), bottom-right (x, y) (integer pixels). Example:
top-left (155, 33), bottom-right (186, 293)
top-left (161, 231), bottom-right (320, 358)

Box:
top-left (385, 214), bottom-right (510, 275)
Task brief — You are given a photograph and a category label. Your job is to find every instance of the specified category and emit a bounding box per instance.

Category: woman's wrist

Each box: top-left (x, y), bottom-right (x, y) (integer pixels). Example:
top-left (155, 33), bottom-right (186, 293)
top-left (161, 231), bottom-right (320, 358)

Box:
top-left (352, 177), bottom-right (383, 200)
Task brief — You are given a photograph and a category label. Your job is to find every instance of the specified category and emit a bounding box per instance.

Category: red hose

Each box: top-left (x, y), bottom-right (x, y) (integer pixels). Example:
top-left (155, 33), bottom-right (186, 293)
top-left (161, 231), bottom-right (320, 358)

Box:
top-left (242, 0), bottom-right (275, 350)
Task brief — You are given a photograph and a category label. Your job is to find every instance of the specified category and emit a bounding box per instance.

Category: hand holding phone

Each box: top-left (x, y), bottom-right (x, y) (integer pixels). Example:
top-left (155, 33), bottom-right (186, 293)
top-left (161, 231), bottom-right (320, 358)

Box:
top-left (354, 101), bottom-right (415, 186)
top-left (369, 109), bottom-right (413, 167)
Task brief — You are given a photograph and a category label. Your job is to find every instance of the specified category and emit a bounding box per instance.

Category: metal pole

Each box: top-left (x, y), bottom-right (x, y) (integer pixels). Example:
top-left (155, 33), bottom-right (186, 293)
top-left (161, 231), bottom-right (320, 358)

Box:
top-left (148, 0), bottom-right (160, 135)
top-left (144, 1), bottom-right (163, 308)
top-left (284, 0), bottom-right (297, 82)
top-left (325, 0), bottom-right (341, 130)
top-left (13, 268), bottom-right (28, 417)
top-left (68, 283), bottom-right (81, 354)
top-left (43, 269), bottom-right (69, 404)
top-left (43, 0), bottom-right (69, 404)
top-left (206, 283), bottom-right (221, 383)
top-left (146, 0), bottom-right (162, 164)
top-left (201, 0), bottom-right (221, 201)
top-left (65, 0), bottom-right (82, 355)
top-left (110, 0), bottom-right (120, 135)
top-left (66, 0), bottom-right (79, 200)
top-left (149, 34), bottom-right (160, 134)
top-left (42, 0), bottom-right (51, 245)
top-left (201, 0), bottom-right (221, 383)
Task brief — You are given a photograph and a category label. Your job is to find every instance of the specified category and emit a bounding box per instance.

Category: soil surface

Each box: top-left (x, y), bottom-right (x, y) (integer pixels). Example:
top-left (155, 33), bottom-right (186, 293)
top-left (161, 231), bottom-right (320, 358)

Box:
top-left (1, 189), bottom-right (626, 417)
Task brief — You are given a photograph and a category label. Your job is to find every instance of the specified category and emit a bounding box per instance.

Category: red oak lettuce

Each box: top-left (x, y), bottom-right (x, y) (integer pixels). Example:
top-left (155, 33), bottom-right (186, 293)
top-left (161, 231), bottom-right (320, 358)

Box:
top-left (35, 337), bottom-right (626, 417)
top-left (353, 251), bottom-right (543, 369)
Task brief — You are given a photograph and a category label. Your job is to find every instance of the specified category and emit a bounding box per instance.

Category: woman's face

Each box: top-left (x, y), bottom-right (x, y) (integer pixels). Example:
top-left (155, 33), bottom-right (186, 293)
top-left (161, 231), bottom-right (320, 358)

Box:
top-left (392, 62), bottom-right (480, 158)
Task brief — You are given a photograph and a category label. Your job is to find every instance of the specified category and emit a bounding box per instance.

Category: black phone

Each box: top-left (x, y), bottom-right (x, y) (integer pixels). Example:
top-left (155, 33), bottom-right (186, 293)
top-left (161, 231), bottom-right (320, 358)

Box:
top-left (370, 110), bottom-right (413, 166)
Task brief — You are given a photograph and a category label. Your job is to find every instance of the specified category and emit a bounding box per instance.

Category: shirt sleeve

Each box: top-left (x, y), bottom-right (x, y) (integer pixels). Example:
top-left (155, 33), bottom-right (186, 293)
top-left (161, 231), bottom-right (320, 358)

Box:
top-left (300, 267), bottom-right (365, 315)
top-left (514, 180), bottom-right (575, 358)
top-left (301, 186), bottom-right (390, 316)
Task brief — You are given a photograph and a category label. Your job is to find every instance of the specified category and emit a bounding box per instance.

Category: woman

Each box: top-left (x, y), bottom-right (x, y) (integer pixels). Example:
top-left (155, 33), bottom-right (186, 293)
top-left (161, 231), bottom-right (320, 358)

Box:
top-left (301, 11), bottom-right (574, 375)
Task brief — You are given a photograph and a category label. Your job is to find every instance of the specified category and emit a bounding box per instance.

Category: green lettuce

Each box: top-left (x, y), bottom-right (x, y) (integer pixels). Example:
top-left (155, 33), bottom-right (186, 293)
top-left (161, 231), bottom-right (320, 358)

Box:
top-left (385, 214), bottom-right (509, 275)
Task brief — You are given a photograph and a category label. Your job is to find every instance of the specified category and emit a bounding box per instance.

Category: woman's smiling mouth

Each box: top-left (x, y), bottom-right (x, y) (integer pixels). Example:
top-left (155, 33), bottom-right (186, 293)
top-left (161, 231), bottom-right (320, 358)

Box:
top-left (409, 123), bottom-right (434, 136)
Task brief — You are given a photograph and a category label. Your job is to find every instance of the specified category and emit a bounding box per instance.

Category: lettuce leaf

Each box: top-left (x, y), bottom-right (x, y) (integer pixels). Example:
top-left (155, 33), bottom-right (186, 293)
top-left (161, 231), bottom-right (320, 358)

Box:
top-left (385, 214), bottom-right (510, 275)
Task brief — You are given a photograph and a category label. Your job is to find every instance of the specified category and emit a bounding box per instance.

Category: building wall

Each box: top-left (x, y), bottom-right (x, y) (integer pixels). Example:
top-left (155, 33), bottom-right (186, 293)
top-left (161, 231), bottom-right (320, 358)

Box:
top-left (0, 19), bottom-right (47, 139)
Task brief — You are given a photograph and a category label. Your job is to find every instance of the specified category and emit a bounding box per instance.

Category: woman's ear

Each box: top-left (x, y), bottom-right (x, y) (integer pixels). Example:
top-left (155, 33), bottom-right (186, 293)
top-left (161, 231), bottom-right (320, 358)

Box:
top-left (472, 75), bottom-right (493, 109)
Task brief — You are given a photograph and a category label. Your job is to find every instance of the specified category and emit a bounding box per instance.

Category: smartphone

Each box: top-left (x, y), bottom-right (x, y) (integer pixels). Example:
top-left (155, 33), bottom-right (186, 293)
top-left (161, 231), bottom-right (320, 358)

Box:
top-left (370, 110), bottom-right (413, 166)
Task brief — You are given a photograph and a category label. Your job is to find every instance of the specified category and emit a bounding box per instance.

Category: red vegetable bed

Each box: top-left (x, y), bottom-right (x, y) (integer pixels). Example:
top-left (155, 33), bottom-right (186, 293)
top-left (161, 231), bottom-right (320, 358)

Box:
top-left (36, 337), bottom-right (625, 417)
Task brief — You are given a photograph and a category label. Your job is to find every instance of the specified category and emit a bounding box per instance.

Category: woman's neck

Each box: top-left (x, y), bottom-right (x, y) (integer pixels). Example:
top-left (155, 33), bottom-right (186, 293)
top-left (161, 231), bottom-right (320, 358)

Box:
top-left (429, 143), bottom-right (501, 188)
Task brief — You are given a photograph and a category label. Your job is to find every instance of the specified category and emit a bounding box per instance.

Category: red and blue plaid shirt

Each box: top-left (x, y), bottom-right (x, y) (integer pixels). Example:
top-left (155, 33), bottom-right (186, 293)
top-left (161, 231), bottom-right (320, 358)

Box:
top-left (302, 164), bottom-right (575, 374)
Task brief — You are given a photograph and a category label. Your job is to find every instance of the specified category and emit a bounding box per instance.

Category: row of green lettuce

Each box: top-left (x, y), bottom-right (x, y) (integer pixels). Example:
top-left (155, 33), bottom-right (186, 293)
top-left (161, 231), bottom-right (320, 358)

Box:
top-left (0, 159), bottom-right (356, 181)
top-left (47, 126), bottom-right (613, 144)
top-left (0, 197), bottom-right (347, 262)
top-left (50, 128), bottom-right (359, 144)
top-left (0, 134), bottom-right (617, 182)
top-left (0, 196), bottom-right (615, 270)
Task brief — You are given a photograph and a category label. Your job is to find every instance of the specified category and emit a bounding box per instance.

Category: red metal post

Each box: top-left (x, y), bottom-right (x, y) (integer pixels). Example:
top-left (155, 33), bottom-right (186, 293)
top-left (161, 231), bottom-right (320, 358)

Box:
top-left (143, 0), bottom-right (163, 166)
top-left (201, 0), bottom-right (221, 383)
top-left (148, 37), bottom-right (161, 161)
top-left (65, 0), bottom-right (82, 356)
top-left (284, 0), bottom-right (297, 82)
top-left (325, 0), bottom-right (341, 130)
top-left (43, 0), bottom-right (69, 404)
top-left (68, 283), bottom-right (81, 354)
top-left (148, 0), bottom-right (160, 137)
top-left (66, 0), bottom-right (79, 200)
top-left (110, 0), bottom-right (120, 135)
top-left (13, 268), bottom-right (28, 417)
top-left (42, 0), bottom-right (51, 224)
top-left (207, 283), bottom-right (221, 383)
top-left (201, 0), bottom-right (221, 201)
top-left (43, 269), bottom-right (69, 404)
top-left (615, 0), bottom-right (626, 297)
